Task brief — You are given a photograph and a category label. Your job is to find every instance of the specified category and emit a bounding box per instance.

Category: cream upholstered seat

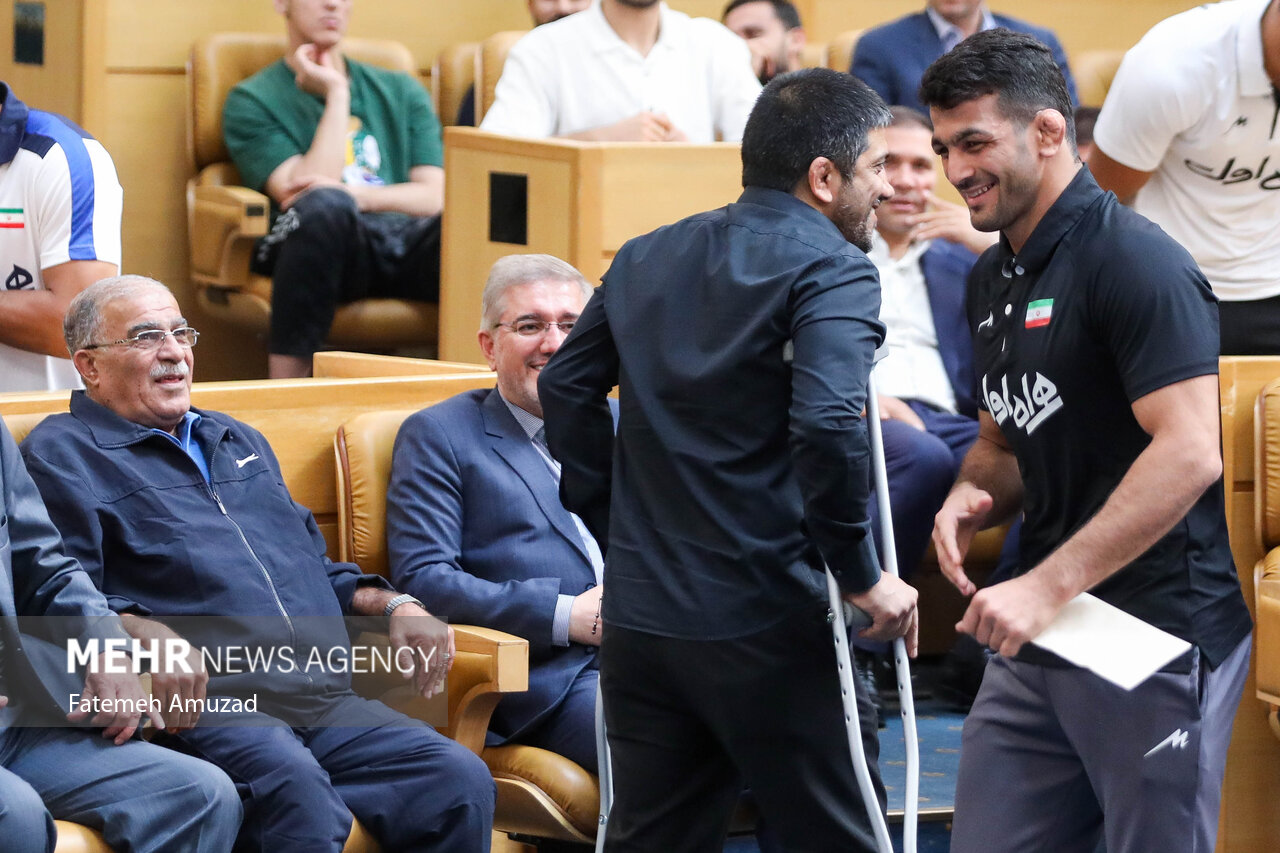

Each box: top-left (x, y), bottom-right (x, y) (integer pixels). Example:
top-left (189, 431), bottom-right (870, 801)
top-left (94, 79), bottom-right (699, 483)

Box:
top-left (475, 31), bottom-right (528, 124)
top-left (335, 409), bottom-right (602, 844)
top-left (1073, 49), bottom-right (1125, 108)
top-left (434, 41), bottom-right (479, 127)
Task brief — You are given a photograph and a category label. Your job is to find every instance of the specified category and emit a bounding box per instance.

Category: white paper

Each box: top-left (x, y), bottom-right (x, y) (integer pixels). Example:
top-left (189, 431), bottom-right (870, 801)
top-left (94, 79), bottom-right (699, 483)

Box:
top-left (1031, 592), bottom-right (1191, 690)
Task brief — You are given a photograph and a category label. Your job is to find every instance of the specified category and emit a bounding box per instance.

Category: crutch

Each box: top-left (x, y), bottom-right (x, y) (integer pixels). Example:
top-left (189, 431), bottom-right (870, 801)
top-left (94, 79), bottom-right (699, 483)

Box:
top-left (826, 368), bottom-right (920, 853)
top-left (593, 372), bottom-right (918, 853)
top-left (595, 681), bottom-right (612, 853)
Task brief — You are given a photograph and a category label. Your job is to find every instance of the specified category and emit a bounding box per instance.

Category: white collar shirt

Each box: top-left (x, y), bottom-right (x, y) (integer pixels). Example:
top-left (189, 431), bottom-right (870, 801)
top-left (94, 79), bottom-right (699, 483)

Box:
top-left (867, 232), bottom-right (957, 413)
top-left (480, 0), bottom-right (761, 142)
top-left (926, 4), bottom-right (997, 54)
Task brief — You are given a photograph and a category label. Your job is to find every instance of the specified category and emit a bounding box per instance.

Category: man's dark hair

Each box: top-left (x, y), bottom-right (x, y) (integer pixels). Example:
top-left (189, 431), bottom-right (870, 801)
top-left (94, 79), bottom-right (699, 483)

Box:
top-left (918, 28), bottom-right (1076, 148)
top-left (721, 0), bottom-right (801, 30)
top-left (889, 104), bottom-right (932, 132)
top-left (742, 68), bottom-right (890, 192)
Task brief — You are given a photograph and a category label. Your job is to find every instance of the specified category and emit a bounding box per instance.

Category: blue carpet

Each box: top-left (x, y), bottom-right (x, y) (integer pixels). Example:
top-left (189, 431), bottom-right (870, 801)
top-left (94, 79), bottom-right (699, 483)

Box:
top-left (882, 701), bottom-right (965, 815)
top-left (722, 821), bottom-right (951, 853)
top-left (722, 694), bottom-right (965, 852)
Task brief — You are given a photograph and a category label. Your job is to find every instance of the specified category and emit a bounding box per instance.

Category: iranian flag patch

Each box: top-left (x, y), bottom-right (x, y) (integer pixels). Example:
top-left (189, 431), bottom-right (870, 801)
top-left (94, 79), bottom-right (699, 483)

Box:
top-left (0, 208), bottom-right (24, 229)
top-left (1025, 298), bottom-right (1053, 329)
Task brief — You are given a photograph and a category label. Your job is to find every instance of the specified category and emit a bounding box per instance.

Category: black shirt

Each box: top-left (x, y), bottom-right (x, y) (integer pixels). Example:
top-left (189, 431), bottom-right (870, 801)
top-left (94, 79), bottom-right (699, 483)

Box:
top-left (968, 169), bottom-right (1252, 667)
top-left (540, 187), bottom-right (886, 640)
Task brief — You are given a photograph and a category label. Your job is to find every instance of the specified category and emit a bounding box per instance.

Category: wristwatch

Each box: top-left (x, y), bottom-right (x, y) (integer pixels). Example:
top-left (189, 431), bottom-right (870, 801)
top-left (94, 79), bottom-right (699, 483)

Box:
top-left (383, 593), bottom-right (425, 622)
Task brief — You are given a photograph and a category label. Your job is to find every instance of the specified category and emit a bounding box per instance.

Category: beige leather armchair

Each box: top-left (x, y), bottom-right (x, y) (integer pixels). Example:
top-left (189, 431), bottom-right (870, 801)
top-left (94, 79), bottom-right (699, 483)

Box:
top-left (827, 29), bottom-right (863, 73)
top-left (1073, 49), bottom-right (1125, 108)
top-left (476, 31), bottom-right (529, 125)
top-left (1254, 377), bottom-right (1280, 740)
top-left (434, 42), bottom-right (479, 127)
top-left (185, 33), bottom-right (438, 350)
top-left (334, 409), bottom-right (601, 844)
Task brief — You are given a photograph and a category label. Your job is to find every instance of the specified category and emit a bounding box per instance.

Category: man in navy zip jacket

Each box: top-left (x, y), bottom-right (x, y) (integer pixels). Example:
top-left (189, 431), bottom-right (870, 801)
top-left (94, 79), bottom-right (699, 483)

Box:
top-left (21, 275), bottom-right (495, 853)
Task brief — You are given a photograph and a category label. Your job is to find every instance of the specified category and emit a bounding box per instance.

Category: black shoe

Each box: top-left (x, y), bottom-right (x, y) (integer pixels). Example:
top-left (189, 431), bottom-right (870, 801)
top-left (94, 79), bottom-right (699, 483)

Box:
top-left (932, 635), bottom-right (991, 712)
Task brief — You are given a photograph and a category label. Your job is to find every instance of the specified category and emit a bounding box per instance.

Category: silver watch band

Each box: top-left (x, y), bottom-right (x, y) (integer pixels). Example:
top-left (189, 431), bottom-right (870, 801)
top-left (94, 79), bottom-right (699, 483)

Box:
top-left (383, 592), bottom-right (423, 622)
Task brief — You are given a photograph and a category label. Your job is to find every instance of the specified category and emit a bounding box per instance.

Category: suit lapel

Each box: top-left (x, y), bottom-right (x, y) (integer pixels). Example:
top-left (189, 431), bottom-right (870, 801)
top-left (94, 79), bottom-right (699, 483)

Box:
top-left (481, 390), bottom-right (592, 564)
top-left (912, 12), bottom-right (946, 54)
top-left (921, 243), bottom-right (978, 417)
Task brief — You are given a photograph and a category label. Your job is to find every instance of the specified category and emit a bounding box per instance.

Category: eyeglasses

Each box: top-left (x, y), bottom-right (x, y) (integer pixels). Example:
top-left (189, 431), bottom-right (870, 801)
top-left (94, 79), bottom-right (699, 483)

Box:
top-left (494, 319), bottom-right (576, 337)
top-left (83, 327), bottom-right (201, 351)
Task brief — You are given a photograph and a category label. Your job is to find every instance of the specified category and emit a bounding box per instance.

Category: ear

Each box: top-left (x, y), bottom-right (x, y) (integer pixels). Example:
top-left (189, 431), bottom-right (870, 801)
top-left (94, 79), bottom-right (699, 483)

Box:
top-left (477, 328), bottom-right (499, 371)
top-left (787, 26), bottom-right (807, 52)
top-left (806, 156), bottom-right (840, 205)
top-left (273, 0), bottom-right (289, 16)
top-left (1032, 109), bottom-right (1069, 158)
top-left (72, 349), bottom-right (99, 388)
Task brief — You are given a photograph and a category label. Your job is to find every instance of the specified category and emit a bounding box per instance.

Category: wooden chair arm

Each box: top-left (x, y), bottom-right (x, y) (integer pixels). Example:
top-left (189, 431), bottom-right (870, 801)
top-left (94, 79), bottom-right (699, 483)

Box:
top-left (188, 182), bottom-right (271, 287)
top-left (348, 624), bottom-right (529, 756)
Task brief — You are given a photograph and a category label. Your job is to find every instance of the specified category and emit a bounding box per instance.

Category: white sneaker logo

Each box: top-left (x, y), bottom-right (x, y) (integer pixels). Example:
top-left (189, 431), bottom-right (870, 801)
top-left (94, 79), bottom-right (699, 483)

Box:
top-left (1144, 728), bottom-right (1190, 758)
top-left (235, 453), bottom-right (259, 469)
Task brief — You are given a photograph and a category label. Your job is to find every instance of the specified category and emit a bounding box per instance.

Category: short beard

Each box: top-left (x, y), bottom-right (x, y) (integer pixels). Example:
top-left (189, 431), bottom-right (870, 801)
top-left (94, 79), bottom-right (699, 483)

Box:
top-left (833, 199), bottom-right (875, 252)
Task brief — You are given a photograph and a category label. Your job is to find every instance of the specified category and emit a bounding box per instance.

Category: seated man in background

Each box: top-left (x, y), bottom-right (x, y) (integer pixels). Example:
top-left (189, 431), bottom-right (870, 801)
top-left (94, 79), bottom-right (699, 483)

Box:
top-left (721, 0), bottom-right (806, 85)
top-left (1090, 0), bottom-right (1280, 354)
top-left (0, 82), bottom-right (121, 392)
top-left (223, 0), bottom-right (444, 379)
top-left (868, 105), bottom-right (992, 592)
top-left (856, 105), bottom-right (997, 712)
top-left (457, 0), bottom-right (592, 125)
top-left (388, 254), bottom-right (608, 771)
top-left (0, 419), bottom-right (240, 853)
top-left (22, 276), bottom-right (495, 853)
top-left (480, 0), bottom-right (762, 142)
top-left (850, 0), bottom-right (1077, 114)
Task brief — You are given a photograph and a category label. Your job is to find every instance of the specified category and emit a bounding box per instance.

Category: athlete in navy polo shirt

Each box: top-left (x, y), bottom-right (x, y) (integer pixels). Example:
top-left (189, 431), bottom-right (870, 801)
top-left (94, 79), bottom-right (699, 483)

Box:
top-left (921, 30), bottom-right (1252, 853)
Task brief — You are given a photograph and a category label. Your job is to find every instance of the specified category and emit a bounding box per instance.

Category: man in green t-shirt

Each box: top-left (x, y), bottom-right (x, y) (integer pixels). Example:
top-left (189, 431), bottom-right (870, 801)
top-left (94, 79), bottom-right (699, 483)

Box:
top-left (223, 0), bottom-right (444, 378)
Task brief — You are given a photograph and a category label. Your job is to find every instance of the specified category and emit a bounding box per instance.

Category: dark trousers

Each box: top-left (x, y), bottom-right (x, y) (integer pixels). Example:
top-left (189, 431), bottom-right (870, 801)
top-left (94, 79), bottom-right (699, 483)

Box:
top-left (517, 661), bottom-right (599, 772)
top-left (166, 692), bottom-right (494, 853)
top-left (253, 187), bottom-right (441, 358)
top-left (0, 723), bottom-right (241, 853)
top-left (1218, 295), bottom-right (1280, 355)
top-left (600, 605), bottom-right (884, 853)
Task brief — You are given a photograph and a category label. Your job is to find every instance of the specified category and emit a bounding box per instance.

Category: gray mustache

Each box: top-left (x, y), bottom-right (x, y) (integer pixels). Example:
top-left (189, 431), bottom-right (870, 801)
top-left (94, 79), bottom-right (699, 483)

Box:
top-left (150, 363), bottom-right (189, 380)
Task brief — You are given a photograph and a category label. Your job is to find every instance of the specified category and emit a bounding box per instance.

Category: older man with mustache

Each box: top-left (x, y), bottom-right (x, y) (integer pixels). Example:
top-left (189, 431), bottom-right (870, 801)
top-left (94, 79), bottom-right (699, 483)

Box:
top-left (21, 275), bottom-right (496, 853)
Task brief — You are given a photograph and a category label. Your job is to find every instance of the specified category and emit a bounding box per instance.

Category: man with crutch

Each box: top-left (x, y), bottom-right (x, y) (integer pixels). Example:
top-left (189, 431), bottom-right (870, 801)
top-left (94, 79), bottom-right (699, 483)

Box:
top-left (539, 67), bottom-right (918, 852)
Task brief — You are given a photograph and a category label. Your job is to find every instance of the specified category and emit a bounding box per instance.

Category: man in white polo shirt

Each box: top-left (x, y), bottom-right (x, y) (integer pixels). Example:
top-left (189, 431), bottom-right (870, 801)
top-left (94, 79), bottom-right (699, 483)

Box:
top-left (480, 0), bottom-right (762, 142)
top-left (0, 83), bottom-right (121, 391)
top-left (1091, 0), bottom-right (1280, 354)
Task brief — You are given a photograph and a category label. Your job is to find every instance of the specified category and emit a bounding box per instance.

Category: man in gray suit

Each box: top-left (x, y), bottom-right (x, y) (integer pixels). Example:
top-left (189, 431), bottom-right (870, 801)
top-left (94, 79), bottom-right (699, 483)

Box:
top-left (0, 419), bottom-right (240, 852)
top-left (387, 254), bottom-right (606, 770)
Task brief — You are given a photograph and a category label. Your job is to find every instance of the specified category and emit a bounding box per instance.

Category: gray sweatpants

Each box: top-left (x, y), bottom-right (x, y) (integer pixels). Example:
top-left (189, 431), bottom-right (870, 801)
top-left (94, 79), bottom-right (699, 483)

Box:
top-left (951, 635), bottom-right (1250, 853)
